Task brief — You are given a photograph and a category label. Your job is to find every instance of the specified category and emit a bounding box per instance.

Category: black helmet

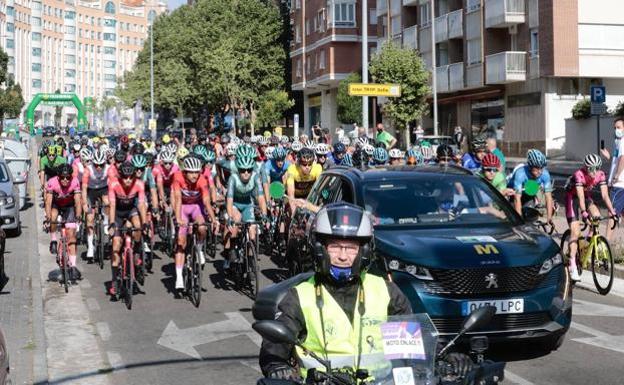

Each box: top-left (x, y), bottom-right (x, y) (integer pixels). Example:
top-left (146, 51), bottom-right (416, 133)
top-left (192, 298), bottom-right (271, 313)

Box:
top-left (57, 164), bottom-right (73, 178)
top-left (118, 162), bottom-right (135, 177)
top-left (133, 143), bottom-right (145, 154)
top-left (436, 144), bottom-right (453, 160)
top-left (310, 202), bottom-right (374, 283)
top-left (114, 151), bottom-right (127, 163)
top-left (351, 149), bottom-right (369, 169)
top-left (297, 147), bottom-right (315, 163)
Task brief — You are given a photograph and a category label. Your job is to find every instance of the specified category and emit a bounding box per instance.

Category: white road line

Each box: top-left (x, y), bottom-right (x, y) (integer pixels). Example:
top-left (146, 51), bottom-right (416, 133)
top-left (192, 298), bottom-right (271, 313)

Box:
top-left (96, 322), bottom-right (112, 341)
top-left (106, 351), bottom-right (126, 373)
top-left (504, 370), bottom-right (535, 385)
top-left (570, 321), bottom-right (611, 338)
top-left (86, 297), bottom-right (100, 312)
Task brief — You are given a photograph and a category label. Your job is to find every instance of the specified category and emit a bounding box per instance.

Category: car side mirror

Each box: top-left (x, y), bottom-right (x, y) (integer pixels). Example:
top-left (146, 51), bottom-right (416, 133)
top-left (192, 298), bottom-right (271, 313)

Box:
top-left (522, 207), bottom-right (540, 223)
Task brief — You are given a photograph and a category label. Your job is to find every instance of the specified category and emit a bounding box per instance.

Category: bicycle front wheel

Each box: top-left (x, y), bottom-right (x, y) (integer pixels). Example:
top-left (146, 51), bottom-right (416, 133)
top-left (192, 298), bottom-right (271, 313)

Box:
top-left (123, 250), bottom-right (133, 310)
top-left (591, 236), bottom-right (614, 295)
top-left (62, 251), bottom-right (69, 293)
top-left (96, 221), bottom-right (105, 270)
top-left (191, 245), bottom-right (202, 307)
top-left (246, 240), bottom-right (259, 299)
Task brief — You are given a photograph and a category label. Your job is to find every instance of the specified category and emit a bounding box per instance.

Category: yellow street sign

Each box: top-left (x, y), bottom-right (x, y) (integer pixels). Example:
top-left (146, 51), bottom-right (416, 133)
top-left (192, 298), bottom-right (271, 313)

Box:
top-left (348, 83), bottom-right (401, 97)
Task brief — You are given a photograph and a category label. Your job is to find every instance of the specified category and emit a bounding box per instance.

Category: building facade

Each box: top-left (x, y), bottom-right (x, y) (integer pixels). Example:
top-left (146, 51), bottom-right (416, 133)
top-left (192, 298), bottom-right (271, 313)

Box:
top-left (0, 0), bottom-right (166, 126)
top-left (378, 0), bottom-right (624, 156)
top-left (290, 0), bottom-right (378, 133)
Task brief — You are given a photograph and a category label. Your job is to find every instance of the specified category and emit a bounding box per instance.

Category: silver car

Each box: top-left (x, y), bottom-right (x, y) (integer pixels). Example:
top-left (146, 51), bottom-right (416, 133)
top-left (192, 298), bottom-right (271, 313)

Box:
top-left (0, 160), bottom-right (20, 236)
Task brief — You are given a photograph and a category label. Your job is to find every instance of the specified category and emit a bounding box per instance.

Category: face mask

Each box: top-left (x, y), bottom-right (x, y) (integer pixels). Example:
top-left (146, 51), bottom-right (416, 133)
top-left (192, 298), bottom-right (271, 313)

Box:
top-left (377, 129), bottom-right (383, 133)
top-left (329, 265), bottom-right (352, 282)
top-left (616, 129), bottom-right (624, 139)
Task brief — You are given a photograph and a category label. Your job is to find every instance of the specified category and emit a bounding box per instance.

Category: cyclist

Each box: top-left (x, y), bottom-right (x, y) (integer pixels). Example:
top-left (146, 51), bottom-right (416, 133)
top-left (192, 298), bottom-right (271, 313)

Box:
top-left (44, 164), bottom-right (82, 281)
top-left (388, 148), bottom-right (404, 166)
top-left (478, 153), bottom-right (512, 195)
top-left (286, 148), bottom-right (322, 215)
top-left (224, 152), bottom-right (268, 269)
top-left (405, 148), bottom-right (423, 165)
top-left (372, 147), bottom-right (389, 166)
top-left (81, 149), bottom-right (111, 261)
top-left (153, 151), bottom-right (180, 210)
top-left (436, 144), bottom-right (455, 165)
top-left (265, 147), bottom-right (290, 184)
top-left (107, 162), bottom-right (147, 297)
top-left (73, 148), bottom-right (92, 182)
top-left (564, 154), bottom-right (617, 281)
top-left (39, 145), bottom-right (67, 187)
top-left (461, 136), bottom-right (487, 172)
top-left (315, 143), bottom-right (330, 170)
top-left (193, 145), bottom-right (219, 204)
top-left (327, 142), bottom-right (346, 167)
top-left (420, 145), bottom-right (435, 164)
top-left (509, 149), bottom-right (554, 221)
top-left (172, 156), bottom-right (218, 289)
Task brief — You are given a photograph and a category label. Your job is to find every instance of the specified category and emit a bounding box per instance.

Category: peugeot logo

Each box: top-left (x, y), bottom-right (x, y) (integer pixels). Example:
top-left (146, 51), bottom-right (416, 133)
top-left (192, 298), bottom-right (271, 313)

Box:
top-left (485, 273), bottom-right (498, 289)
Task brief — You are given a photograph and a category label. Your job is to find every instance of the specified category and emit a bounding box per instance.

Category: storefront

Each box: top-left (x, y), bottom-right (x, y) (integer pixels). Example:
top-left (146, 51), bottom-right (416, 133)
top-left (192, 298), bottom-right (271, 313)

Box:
top-left (308, 93), bottom-right (321, 132)
top-left (470, 98), bottom-right (505, 135)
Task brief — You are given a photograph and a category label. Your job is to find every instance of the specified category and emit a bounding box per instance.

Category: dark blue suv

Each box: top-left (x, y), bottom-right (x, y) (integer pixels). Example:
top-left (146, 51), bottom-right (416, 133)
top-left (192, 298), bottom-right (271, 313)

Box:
top-left (286, 165), bottom-right (572, 353)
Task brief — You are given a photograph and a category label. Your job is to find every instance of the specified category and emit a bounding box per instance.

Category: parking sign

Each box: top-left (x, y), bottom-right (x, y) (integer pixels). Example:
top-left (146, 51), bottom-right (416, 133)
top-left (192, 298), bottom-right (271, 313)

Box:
top-left (591, 86), bottom-right (606, 104)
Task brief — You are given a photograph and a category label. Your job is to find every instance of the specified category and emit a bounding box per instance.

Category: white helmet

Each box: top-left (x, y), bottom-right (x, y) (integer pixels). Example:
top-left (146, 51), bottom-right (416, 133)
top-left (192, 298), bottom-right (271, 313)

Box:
top-left (226, 143), bottom-right (238, 156)
top-left (356, 137), bottom-right (369, 148)
top-left (303, 140), bottom-right (315, 149)
top-left (250, 135), bottom-right (259, 144)
top-left (363, 144), bottom-right (375, 156)
top-left (420, 146), bottom-right (434, 160)
top-left (265, 146), bottom-right (275, 160)
top-left (339, 136), bottom-right (351, 146)
top-left (280, 135), bottom-right (289, 144)
top-left (291, 141), bottom-right (303, 152)
top-left (315, 143), bottom-right (329, 155)
top-left (73, 143), bottom-right (82, 152)
top-left (389, 148), bottom-right (403, 159)
top-left (106, 148), bottom-right (116, 159)
top-left (92, 149), bottom-right (107, 165)
top-left (182, 156), bottom-right (202, 172)
top-left (80, 148), bottom-right (93, 162)
top-left (165, 143), bottom-right (178, 153)
top-left (258, 136), bottom-right (269, 146)
top-left (160, 150), bottom-right (176, 163)
top-left (584, 153), bottom-right (602, 169)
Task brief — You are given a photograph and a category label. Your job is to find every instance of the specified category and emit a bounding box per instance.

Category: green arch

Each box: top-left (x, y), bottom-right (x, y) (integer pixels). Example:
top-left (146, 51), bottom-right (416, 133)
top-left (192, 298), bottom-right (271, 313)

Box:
top-left (26, 93), bottom-right (87, 135)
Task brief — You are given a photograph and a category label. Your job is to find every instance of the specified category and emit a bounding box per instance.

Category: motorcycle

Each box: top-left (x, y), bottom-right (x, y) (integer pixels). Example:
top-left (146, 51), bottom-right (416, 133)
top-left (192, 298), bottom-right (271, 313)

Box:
top-left (253, 306), bottom-right (505, 385)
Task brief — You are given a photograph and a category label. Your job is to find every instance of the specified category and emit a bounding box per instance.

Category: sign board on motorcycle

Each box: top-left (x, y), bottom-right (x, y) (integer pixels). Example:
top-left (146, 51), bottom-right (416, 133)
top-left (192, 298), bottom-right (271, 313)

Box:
top-left (380, 321), bottom-right (426, 360)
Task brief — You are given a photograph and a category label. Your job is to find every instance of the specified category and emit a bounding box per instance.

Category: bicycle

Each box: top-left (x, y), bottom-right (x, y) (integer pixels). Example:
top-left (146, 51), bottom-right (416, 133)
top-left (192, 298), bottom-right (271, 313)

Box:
top-left (114, 224), bottom-right (143, 310)
top-left (46, 216), bottom-right (72, 293)
top-left (560, 216), bottom-right (617, 295)
top-left (202, 205), bottom-right (218, 260)
top-left (159, 206), bottom-right (176, 256)
top-left (229, 221), bottom-right (261, 299)
top-left (268, 198), bottom-right (287, 262)
top-left (180, 222), bottom-right (208, 307)
top-left (92, 201), bottom-right (109, 270)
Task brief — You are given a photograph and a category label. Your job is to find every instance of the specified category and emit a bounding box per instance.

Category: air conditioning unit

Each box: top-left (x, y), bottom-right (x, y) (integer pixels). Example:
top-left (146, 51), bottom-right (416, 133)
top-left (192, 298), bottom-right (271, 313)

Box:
top-left (508, 25), bottom-right (518, 34)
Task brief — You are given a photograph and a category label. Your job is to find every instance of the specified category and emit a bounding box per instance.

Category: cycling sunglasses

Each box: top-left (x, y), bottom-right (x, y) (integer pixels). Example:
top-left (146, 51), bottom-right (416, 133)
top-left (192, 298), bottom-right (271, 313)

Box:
top-left (59, 175), bottom-right (72, 181)
top-left (300, 162), bottom-right (313, 167)
top-left (239, 168), bottom-right (253, 174)
top-left (482, 167), bottom-right (498, 173)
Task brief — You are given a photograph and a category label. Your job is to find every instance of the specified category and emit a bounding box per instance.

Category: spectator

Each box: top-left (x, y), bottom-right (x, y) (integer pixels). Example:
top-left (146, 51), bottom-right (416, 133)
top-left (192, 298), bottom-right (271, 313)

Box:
top-left (496, 124), bottom-right (505, 141)
top-left (375, 123), bottom-right (397, 149)
top-left (485, 129), bottom-right (506, 171)
top-left (604, 118), bottom-right (624, 240)
top-left (413, 124), bottom-right (425, 144)
top-left (453, 126), bottom-right (464, 147)
top-left (335, 126), bottom-right (345, 142)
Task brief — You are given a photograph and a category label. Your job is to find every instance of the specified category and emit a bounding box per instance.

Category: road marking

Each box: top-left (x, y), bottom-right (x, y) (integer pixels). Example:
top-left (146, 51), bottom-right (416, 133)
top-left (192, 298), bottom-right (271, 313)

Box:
top-left (106, 351), bottom-right (126, 373)
top-left (570, 321), bottom-right (624, 354)
top-left (96, 322), bottom-right (112, 341)
top-left (504, 370), bottom-right (535, 385)
top-left (86, 297), bottom-right (100, 311)
top-left (157, 312), bottom-right (261, 360)
top-left (573, 298), bottom-right (624, 317)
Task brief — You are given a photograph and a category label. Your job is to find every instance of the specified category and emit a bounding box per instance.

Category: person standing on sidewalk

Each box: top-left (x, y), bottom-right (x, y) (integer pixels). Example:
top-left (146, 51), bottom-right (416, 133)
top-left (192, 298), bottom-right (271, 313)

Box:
top-left (602, 117), bottom-right (624, 240)
top-left (375, 123), bottom-right (397, 149)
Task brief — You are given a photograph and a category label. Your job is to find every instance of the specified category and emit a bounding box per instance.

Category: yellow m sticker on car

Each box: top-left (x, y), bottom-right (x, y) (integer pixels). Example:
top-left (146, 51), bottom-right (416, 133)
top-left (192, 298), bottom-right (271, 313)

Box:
top-left (474, 244), bottom-right (499, 255)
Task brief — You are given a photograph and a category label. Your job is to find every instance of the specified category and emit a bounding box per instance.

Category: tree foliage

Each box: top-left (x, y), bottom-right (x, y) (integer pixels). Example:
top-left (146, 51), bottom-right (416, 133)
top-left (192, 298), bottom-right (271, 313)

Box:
top-left (336, 72), bottom-right (362, 125)
top-left (116, 0), bottom-right (287, 130)
top-left (368, 42), bottom-right (430, 130)
top-left (572, 99), bottom-right (591, 120)
top-left (0, 47), bottom-right (24, 122)
top-left (256, 90), bottom-right (294, 128)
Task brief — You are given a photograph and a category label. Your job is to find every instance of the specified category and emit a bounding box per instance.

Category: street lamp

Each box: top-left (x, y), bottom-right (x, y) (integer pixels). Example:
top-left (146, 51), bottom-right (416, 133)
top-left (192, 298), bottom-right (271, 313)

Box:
top-left (148, 9), bottom-right (156, 140)
top-left (430, 0), bottom-right (438, 136)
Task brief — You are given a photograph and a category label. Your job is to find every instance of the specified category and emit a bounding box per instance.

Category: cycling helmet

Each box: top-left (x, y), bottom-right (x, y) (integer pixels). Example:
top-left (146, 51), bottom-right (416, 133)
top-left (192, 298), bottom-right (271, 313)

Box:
top-left (236, 144), bottom-right (256, 160)
top-left (291, 141), bottom-right (303, 153)
top-left (242, 135), bottom-right (251, 144)
top-left (206, 150), bottom-right (216, 163)
top-left (471, 135), bottom-right (487, 151)
top-left (106, 148), bottom-right (116, 159)
top-left (114, 151), bottom-right (127, 163)
top-left (333, 142), bottom-right (346, 155)
top-left (80, 136), bottom-right (89, 145)
top-left (220, 135), bottom-right (231, 144)
top-left (298, 147), bottom-right (315, 163)
top-left (235, 155), bottom-right (256, 170)
top-left (118, 162), bottom-right (135, 177)
top-left (258, 136), bottom-right (269, 146)
top-left (193, 145), bottom-right (209, 160)
top-left (481, 153), bottom-right (501, 169)
top-left (363, 144), bottom-right (375, 156)
top-left (280, 135), bottom-right (289, 144)
top-left (584, 153), bottom-right (602, 169)
top-left (166, 143), bottom-right (178, 154)
top-left (388, 148), bottom-right (403, 159)
top-left (436, 144), bottom-right (453, 160)
top-left (341, 153), bottom-right (354, 167)
top-left (372, 147), bottom-right (389, 164)
top-left (57, 164), bottom-right (73, 178)
top-left (250, 135), bottom-right (259, 144)
top-left (226, 143), bottom-right (238, 156)
top-left (133, 143), bottom-right (145, 154)
top-left (273, 147), bottom-right (287, 161)
top-left (160, 150), bottom-right (176, 163)
top-left (406, 148), bottom-right (423, 165)
top-left (303, 140), bottom-right (315, 149)
top-left (315, 143), bottom-right (329, 156)
top-left (291, 136), bottom-right (299, 143)
top-left (177, 147), bottom-right (190, 160)
top-left (131, 154), bottom-right (147, 169)
top-left (356, 137), bottom-right (369, 148)
top-left (526, 149), bottom-right (547, 168)
top-left (120, 135), bottom-right (129, 144)
top-left (265, 146), bottom-right (275, 160)
top-left (420, 146), bottom-right (434, 160)
top-left (72, 143), bottom-right (82, 152)
top-left (270, 136), bottom-right (280, 145)
top-left (162, 134), bottom-right (171, 144)
top-left (182, 155), bottom-right (203, 172)
top-left (56, 137), bottom-right (65, 147)
top-left (339, 136), bottom-right (351, 146)
top-left (92, 149), bottom-right (107, 165)
top-left (80, 148), bottom-right (93, 162)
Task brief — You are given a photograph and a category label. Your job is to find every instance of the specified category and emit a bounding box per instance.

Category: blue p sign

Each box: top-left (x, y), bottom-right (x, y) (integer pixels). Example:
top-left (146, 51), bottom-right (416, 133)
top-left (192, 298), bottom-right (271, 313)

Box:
top-left (591, 86), bottom-right (606, 104)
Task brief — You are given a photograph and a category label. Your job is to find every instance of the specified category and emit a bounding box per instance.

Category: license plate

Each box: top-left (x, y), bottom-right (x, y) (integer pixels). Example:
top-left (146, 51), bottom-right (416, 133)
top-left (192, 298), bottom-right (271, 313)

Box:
top-left (461, 298), bottom-right (524, 316)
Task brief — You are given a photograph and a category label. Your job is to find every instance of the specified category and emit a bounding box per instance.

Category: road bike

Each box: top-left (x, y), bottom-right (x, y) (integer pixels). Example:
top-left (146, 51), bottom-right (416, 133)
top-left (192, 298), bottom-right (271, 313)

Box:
top-left (46, 216), bottom-right (72, 293)
top-left (202, 205), bottom-right (217, 260)
top-left (115, 225), bottom-right (143, 310)
top-left (159, 206), bottom-right (176, 256)
top-left (560, 216), bottom-right (617, 295)
top-left (268, 198), bottom-right (287, 262)
top-left (92, 201), bottom-right (108, 270)
top-left (229, 221), bottom-right (261, 299)
top-left (180, 222), bottom-right (207, 307)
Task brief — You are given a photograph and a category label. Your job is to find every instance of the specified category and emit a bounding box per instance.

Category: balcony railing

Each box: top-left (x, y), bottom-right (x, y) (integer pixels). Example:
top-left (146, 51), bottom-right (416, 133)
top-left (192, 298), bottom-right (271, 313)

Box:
top-left (436, 65), bottom-right (450, 93)
top-left (466, 63), bottom-right (483, 88)
top-left (529, 54), bottom-right (539, 79)
top-left (403, 0), bottom-right (419, 6)
top-left (434, 14), bottom-right (448, 43)
top-left (378, 0), bottom-right (388, 16)
top-left (484, 0), bottom-right (525, 28)
top-left (403, 25), bottom-right (418, 50)
top-left (419, 25), bottom-right (432, 53)
top-left (448, 9), bottom-right (463, 39)
top-left (449, 62), bottom-right (464, 91)
top-left (485, 51), bottom-right (526, 84)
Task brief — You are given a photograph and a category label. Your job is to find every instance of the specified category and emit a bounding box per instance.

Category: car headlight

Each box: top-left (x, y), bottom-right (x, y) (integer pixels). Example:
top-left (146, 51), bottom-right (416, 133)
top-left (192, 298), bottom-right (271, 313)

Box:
top-left (387, 258), bottom-right (433, 280)
top-left (539, 254), bottom-right (563, 275)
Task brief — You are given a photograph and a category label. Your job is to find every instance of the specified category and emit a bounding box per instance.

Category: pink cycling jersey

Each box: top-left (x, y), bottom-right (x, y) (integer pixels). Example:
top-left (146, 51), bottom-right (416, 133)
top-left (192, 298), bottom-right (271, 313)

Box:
top-left (108, 179), bottom-right (146, 211)
top-left (46, 176), bottom-right (80, 207)
top-left (201, 167), bottom-right (215, 187)
top-left (153, 164), bottom-right (180, 188)
top-left (566, 168), bottom-right (606, 197)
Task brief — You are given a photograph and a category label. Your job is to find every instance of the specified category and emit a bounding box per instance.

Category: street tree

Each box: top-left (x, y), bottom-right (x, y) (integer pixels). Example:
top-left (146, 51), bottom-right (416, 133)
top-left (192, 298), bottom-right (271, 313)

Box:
top-left (0, 46), bottom-right (25, 129)
top-left (337, 72), bottom-right (362, 125)
top-left (256, 90), bottom-right (294, 129)
top-left (369, 42), bottom-right (430, 145)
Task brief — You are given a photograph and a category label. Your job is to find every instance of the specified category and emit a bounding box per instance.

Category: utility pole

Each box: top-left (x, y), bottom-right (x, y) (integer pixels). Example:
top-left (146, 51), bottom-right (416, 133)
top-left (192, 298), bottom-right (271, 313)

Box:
top-left (362, 0), bottom-right (369, 136)
top-left (430, 0), bottom-right (438, 136)
top-left (150, 20), bottom-right (155, 140)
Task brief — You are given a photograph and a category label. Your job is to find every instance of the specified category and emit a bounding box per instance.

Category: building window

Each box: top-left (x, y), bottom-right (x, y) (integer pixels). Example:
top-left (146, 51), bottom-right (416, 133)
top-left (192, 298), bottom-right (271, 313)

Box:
top-left (65, 26), bottom-right (75, 34)
top-left (32, 17), bottom-right (42, 27)
top-left (305, 19), bottom-right (310, 35)
top-left (32, 79), bottom-right (42, 88)
top-left (104, 47), bottom-right (115, 55)
top-left (66, 69), bottom-right (76, 78)
top-left (65, 40), bottom-right (76, 49)
top-left (103, 60), bottom-right (116, 68)
top-left (64, 84), bottom-right (76, 92)
top-left (467, 38), bottom-right (482, 65)
top-left (105, 1), bottom-right (116, 14)
top-left (296, 59), bottom-right (302, 78)
top-left (467, 0), bottom-right (481, 12)
top-left (317, 9), bottom-right (326, 32)
top-left (296, 0), bottom-right (301, 10)
top-left (332, 1), bottom-right (356, 27)
top-left (306, 56), bottom-right (311, 75)
top-left (6, 6), bottom-right (14, 16)
top-left (65, 54), bottom-right (75, 63)
top-left (6, 23), bottom-right (14, 33)
top-left (104, 74), bottom-right (116, 81)
top-left (6, 39), bottom-right (14, 49)
top-left (105, 89), bottom-right (115, 96)
top-left (418, 2), bottom-right (431, 26)
top-left (530, 29), bottom-right (539, 57)
top-left (32, 48), bottom-right (42, 57)
top-left (32, 32), bottom-right (41, 41)
top-left (295, 25), bottom-right (301, 43)
top-left (319, 50), bottom-right (326, 69)
top-left (104, 18), bottom-right (116, 27)
top-left (103, 33), bottom-right (116, 41)
top-left (369, 9), bottom-right (377, 25)
top-left (65, 10), bottom-right (75, 19)
top-left (32, 63), bottom-right (42, 72)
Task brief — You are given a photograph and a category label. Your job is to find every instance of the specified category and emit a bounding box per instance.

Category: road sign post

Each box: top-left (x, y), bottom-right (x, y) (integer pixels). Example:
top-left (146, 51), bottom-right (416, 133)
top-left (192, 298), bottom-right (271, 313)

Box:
top-left (591, 86), bottom-right (607, 153)
top-left (293, 113), bottom-right (299, 138)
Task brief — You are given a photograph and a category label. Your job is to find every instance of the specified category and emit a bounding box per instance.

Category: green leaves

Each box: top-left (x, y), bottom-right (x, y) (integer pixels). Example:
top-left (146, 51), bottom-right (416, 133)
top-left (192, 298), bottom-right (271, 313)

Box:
top-left (337, 72), bottom-right (362, 125)
top-left (0, 47), bottom-right (24, 120)
top-left (369, 42), bottom-right (430, 129)
top-left (257, 90), bottom-right (294, 128)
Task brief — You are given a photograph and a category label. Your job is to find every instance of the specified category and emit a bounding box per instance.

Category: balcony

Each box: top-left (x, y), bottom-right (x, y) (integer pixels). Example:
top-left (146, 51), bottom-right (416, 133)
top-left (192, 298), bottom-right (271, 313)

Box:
top-left (449, 62), bottom-right (464, 91)
top-left (436, 65), bottom-right (449, 93)
top-left (403, 0), bottom-right (419, 6)
top-left (484, 0), bottom-right (525, 29)
top-left (378, 0), bottom-right (388, 16)
top-left (419, 25), bottom-right (432, 53)
top-left (448, 9), bottom-right (463, 39)
top-left (485, 51), bottom-right (526, 84)
top-left (435, 14), bottom-right (448, 43)
top-left (529, 54), bottom-right (539, 79)
top-left (403, 25), bottom-right (418, 50)
top-left (466, 63), bottom-right (484, 88)
top-left (392, 33), bottom-right (402, 46)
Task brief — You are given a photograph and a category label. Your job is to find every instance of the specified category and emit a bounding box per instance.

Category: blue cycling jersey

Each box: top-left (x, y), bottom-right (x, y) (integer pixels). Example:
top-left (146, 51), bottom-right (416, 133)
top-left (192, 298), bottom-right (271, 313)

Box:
top-left (265, 159), bottom-right (290, 182)
top-left (509, 165), bottom-right (553, 194)
top-left (461, 153), bottom-right (481, 172)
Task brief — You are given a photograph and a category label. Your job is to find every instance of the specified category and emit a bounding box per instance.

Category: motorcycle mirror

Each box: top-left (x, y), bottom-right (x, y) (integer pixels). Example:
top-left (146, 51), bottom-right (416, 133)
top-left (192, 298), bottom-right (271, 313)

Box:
top-left (253, 320), bottom-right (299, 345)
top-left (460, 306), bottom-right (496, 334)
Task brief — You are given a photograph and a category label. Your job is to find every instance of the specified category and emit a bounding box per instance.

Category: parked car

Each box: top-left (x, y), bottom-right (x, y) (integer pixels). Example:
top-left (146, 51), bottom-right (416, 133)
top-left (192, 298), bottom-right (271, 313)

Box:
top-left (286, 165), bottom-right (571, 353)
top-left (0, 327), bottom-right (9, 384)
top-left (0, 159), bottom-right (21, 236)
top-left (0, 139), bottom-right (31, 210)
top-left (418, 135), bottom-right (459, 154)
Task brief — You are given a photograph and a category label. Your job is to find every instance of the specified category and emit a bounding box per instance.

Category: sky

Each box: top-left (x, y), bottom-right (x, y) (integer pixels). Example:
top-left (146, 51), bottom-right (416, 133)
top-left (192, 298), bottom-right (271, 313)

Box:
top-left (168, 0), bottom-right (186, 11)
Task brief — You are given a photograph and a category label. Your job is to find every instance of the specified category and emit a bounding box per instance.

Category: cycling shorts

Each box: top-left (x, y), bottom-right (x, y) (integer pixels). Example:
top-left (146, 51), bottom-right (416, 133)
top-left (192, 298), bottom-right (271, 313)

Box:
top-left (565, 192), bottom-right (593, 223)
top-left (177, 204), bottom-right (205, 237)
top-left (51, 204), bottom-right (76, 227)
top-left (233, 202), bottom-right (255, 223)
top-left (114, 207), bottom-right (139, 230)
top-left (87, 186), bottom-right (108, 209)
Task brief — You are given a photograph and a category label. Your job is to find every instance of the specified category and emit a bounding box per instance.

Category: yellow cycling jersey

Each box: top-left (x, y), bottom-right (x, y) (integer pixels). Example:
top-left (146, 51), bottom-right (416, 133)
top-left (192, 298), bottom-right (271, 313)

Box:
top-left (286, 163), bottom-right (322, 198)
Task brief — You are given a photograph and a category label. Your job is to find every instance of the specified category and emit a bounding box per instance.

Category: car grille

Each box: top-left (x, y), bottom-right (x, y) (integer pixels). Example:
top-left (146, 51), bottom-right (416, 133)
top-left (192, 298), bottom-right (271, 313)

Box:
top-left (424, 265), bottom-right (547, 295)
top-left (432, 312), bottom-right (552, 334)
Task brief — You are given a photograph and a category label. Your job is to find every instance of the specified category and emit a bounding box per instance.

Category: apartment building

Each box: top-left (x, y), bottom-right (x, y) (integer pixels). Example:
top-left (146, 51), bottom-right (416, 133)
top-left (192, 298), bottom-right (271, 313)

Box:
top-left (290, 0), bottom-right (378, 132)
top-left (0, 0), bottom-right (166, 126)
top-left (379, 0), bottom-right (624, 156)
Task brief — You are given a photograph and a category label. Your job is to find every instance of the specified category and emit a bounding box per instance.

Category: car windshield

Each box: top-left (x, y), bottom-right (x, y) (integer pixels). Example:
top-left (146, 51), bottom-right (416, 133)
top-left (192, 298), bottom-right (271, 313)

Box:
top-left (0, 164), bottom-right (11, 183)
top-left (363, 174), bottom-right (518, 227)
